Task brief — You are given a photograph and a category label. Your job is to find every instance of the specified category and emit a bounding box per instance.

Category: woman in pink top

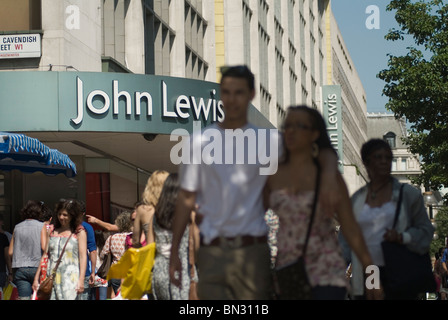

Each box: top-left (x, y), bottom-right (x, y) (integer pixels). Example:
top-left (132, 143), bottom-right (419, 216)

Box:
top-left (263, 105), bottom-right (380, 300)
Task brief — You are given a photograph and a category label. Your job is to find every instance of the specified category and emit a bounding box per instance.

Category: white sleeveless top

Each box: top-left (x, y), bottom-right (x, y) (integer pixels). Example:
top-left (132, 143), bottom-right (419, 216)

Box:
top-left (357, 201), bottom-right (396, 266)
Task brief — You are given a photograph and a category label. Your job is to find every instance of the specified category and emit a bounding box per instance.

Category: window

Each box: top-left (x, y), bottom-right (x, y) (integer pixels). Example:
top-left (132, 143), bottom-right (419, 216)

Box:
top-left (258, 0), bottom-right (270, 109)
top-left (242, 1), bottom-right (252, 66)
top-left (144, 1), bottom-right (175, 76)
top-left (185, 1), bottom-right (208, 80)
top-left (401, 158), bottom-right (407, 171)
top-left (392, 159), bottom-right (397, 172)
top-left (384, 132), bottom-right (396, 149)
top-left (0, 0), bottom-right (41, 31)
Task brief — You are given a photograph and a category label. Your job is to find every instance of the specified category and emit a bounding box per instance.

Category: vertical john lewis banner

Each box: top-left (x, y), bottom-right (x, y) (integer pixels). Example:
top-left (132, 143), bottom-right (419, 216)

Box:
top-left (322, 85), bottom-right (343, 173)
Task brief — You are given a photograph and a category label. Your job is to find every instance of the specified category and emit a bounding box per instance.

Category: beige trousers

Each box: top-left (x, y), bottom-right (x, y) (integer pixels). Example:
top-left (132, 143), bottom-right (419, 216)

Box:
top-left (196, 243), bottom-right (271, 300)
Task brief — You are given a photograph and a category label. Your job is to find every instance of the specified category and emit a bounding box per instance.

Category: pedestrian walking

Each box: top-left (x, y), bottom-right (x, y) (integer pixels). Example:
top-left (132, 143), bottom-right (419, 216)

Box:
top-left (78, 200), bottom-right (97, 300)
top-left (152, 173), bottom-right (197, 300)
top-left (169, 65), bottom-right (341, 300)
top-left (132, 169), bottom-right (169, 247)
top-left (33, 199), bottom-right (87, 300)
top-left (93, 230), bottom-right (109, 300)
top-left (100, 211), bottom-right (133, 298)
top-left (263, 105), bottom-right (379, 300)
top-left (340, 138), bottom-right (434, 299)
top-left (8, 200), bottom-right (46, 299)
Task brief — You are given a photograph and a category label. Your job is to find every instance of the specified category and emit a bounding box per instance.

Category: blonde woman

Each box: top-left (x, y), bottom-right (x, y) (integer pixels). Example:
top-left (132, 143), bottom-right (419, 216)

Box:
top-left (132, 170), bottom-right (169, 247)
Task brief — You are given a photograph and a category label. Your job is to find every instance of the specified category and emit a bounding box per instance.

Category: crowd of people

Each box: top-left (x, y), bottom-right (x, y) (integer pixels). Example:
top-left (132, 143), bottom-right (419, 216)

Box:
top-left (0, 65), bottom-right (437, 300)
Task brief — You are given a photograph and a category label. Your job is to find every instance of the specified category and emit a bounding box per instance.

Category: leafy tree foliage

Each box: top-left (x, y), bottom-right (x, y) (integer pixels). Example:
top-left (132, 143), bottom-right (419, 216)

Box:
top-left (431, 207), bottom-right (448, 257)
top-left (378, 0), bottom-right (448, 199)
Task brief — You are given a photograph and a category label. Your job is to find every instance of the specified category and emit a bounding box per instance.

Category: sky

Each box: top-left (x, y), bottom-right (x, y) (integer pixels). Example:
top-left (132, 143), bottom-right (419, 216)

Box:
top-left (331, 0), bottom-right (416, 114)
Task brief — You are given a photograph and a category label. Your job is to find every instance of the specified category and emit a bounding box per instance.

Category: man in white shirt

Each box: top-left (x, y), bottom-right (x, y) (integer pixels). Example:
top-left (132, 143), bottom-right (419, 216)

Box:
top-left (169, 65), bottom-right (339, 300)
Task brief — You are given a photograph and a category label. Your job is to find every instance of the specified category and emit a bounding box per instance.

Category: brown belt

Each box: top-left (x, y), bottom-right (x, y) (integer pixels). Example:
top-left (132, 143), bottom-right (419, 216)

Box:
top-left (202, 235), bottom-right (267, 249)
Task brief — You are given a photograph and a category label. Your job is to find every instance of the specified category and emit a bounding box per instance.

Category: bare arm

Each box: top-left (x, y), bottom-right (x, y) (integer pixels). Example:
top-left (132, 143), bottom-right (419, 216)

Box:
top-left (336, 174), bottom-right (372, 270)
top-left (40, 224), bottom-right (49, 252)
top-left (89, 250), bottom-right (97, 286)
top-left (32, 257), bottom-right (43, 291)
top-left (8, 232), bottom-right (14, 261)
top-left (132, 205), bottom-right (155, 247)
top-left (190, 211), bottom-right (200, 254)
top-left (169, 189), bottom-right (197, 287)
top-left (77, 229), bottom-right (87, 294)
top-left (7, 232), bottom-right (14, 283)
top-left (335, 174), bottom-right (383, 300)
top-left (4, 245), bottom-right (11, 281)
top-left (317, 148), bottom-right (340, 216)
top-left (86, 215), bottom-right (118, 232)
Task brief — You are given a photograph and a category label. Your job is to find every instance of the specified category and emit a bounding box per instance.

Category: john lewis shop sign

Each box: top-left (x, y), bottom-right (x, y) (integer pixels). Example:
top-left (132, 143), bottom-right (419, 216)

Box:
top-left (71, 77), bottom-right (224, 126)
top-left (66, 73), bottom-right (224, 134)
top-left (0, 72), bottom-right (224, 134)
top-left (322, 85), bottom-right (343, 172)
top-left (0, 72), bottom-right (273, 134)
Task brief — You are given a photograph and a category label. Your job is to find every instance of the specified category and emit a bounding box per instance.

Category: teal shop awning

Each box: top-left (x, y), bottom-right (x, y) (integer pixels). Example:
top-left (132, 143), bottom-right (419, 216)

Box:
top-left (0, 132), bottom-right (77, 177)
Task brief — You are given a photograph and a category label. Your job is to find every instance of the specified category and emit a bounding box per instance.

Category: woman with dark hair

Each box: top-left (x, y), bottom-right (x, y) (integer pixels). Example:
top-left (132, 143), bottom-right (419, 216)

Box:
top-left (341, 138), bottom-right (434, 300)
top-left (93, 230), bottom-right (109, 300)
top-left (33, 199), bottom-right (87, 300)
top-left (263, 105), bottom-right (378, 300)
top-left (8, 200), bottom-right (46, 299)
top-left (152, 173), bottom-right (197, 300)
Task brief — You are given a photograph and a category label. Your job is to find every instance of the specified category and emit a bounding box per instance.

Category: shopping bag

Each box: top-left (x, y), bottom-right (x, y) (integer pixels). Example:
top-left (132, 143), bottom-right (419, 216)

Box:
top-left (108, 242), bottom-right (156, 300)
top-left (3, 282), bottom-right (19, 300)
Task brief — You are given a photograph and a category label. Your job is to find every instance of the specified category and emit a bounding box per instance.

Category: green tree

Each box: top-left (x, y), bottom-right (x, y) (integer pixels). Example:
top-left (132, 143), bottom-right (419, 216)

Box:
top-left (378, 0), bottom-right (448, 200)
top-left (431, 207), bottom-right (448, 257)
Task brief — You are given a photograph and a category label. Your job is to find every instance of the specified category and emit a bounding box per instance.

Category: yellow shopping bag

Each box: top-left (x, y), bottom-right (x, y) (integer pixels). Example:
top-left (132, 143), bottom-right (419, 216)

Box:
top-left (107, 242), bottom-right (156, 300)
top-left (3, 282), bottom-right (19, 300)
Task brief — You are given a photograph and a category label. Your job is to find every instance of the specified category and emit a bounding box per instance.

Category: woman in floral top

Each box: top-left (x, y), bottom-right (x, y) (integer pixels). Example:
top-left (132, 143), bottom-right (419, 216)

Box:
top-left (33, 199), bottom-right (87, 300)
top-left (100, 211), bottom-right (132, 298)
top-left (263, 105), bottom-right (379, 300)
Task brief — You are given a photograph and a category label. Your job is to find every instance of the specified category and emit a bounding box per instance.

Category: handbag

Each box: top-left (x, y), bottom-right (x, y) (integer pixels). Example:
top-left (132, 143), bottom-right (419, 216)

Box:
top-left (274, 162), bottom-right (320, 300)
top-left (39, 225), bottom-right (52, 283)
top-left (381, 184), bottom-right (436, 297)
top-left (37, 232), bottom-right (73, 300)
top-left (97, 235), bottom-right (113, 279)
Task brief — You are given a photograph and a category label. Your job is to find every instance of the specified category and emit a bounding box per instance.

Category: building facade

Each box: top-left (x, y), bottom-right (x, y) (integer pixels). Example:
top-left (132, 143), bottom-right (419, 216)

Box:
top-left (0, 0), bottom-right (368, 230)
top-left (366, 113), bottom-right (441, 219)
top-left (367, 113), bottom-right (422, 185)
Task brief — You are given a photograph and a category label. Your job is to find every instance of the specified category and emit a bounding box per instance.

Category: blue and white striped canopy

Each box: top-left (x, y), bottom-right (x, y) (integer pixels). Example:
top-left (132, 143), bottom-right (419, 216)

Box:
top-left (0, 132), bottom-right (77, 177)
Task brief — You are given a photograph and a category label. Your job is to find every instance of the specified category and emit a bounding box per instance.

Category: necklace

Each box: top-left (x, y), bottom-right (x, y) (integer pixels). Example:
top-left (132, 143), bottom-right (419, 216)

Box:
top-left (370, 179), bottom-right (391, 200)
